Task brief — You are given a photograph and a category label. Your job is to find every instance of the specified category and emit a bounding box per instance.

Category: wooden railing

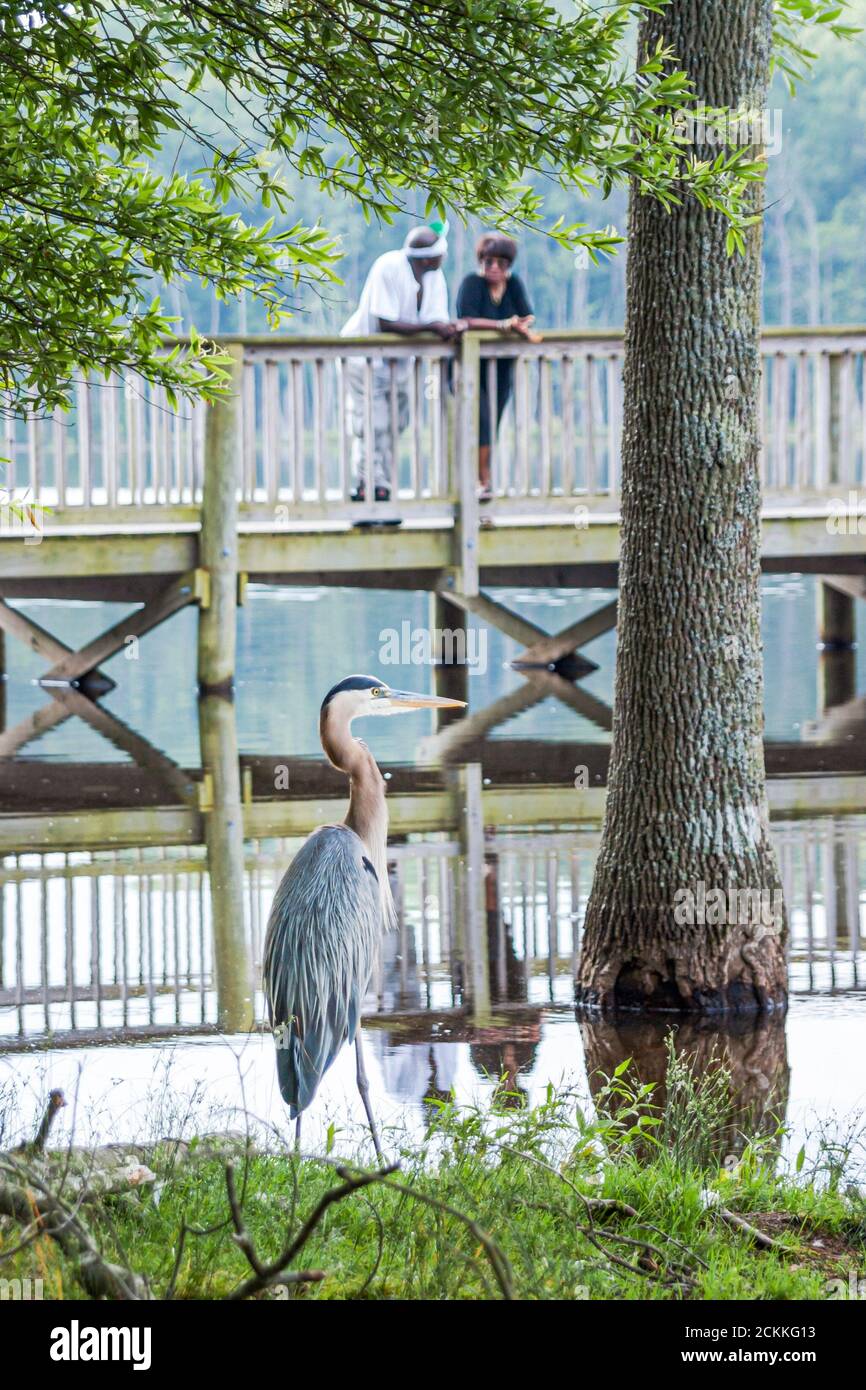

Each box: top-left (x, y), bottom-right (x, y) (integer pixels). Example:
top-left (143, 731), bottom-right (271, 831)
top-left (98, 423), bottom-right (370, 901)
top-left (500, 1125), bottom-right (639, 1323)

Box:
top-left (3, 328), bottom-right (866, 526)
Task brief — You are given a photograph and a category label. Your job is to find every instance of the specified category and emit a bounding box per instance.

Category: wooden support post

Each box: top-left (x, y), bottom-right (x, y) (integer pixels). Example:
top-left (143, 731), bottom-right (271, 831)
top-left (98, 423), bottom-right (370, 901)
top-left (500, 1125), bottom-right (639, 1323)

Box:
top-left (198, 344), bottom-right (243, 694)
top-left (818, 578), bottom-right (856, 649)
top-left (198, 693), bottom-right (254, 1032)
top-left (430, 590), bottom-right (468, 723)
top-left (455, 332), bottom-right (481, 596)
top-left (817, 578), bottom-right (856, 713)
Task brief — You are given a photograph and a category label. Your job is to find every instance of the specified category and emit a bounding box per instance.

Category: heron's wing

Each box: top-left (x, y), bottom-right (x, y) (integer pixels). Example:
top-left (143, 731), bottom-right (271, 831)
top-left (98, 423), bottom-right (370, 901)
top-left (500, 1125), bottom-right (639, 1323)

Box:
top-left (263, 825), bottom-right (382, 1116)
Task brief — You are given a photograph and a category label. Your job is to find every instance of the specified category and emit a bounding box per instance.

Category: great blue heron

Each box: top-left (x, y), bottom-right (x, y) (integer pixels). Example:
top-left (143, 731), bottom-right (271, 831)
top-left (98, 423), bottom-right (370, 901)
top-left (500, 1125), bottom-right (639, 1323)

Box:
top-left (263, 674), bottom-right (465, 1155)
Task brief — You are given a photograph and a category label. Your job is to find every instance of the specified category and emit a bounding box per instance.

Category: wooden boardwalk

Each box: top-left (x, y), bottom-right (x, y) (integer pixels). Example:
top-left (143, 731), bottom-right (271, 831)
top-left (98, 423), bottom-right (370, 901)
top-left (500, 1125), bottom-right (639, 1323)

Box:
top-left (0, 325), bottom-right (864, 699)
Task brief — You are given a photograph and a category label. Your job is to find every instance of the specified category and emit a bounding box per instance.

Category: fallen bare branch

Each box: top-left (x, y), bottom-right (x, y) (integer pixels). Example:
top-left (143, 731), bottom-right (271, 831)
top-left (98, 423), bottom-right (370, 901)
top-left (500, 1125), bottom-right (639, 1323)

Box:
top-left (224, 1160), bottom-right (398, 1301)
top-left (0, 1170), bottom-right (149, 1300)
top-left (719, 1207), bottom-right (787, 1251)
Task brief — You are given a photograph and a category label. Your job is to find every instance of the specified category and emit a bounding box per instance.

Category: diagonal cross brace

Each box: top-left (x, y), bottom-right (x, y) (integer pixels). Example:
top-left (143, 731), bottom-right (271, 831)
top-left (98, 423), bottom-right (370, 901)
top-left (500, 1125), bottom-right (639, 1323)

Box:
top-left (0, 569), bottom-right (209, 690)
top-left (437, 583), bottom-right (617, 671)
top-left (0, 597), bottom-right (114, 691)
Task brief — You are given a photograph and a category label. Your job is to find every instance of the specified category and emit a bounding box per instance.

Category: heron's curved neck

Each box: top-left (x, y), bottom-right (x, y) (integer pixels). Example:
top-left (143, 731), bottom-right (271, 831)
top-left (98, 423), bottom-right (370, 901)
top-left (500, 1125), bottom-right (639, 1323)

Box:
top-left (320, 708), bottom-right (388, 857)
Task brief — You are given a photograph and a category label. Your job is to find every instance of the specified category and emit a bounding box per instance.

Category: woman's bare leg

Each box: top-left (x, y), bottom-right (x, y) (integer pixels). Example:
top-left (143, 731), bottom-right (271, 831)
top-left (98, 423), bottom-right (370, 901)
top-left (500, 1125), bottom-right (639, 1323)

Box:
top-left (478, 444), bottom-right (492, 493)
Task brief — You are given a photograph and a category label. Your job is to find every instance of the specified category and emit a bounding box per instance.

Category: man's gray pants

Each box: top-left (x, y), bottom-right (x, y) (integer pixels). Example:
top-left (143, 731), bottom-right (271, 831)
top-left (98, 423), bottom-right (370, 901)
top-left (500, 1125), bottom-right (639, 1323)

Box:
top-left (343, 357), bottom-right (410, 490)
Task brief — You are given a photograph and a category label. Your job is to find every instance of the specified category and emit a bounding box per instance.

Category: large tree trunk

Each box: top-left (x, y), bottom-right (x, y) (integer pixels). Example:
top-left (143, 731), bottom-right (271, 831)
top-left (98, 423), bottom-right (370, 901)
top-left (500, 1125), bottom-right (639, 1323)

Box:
top-left (576, 0), bottom-right (787, 1015)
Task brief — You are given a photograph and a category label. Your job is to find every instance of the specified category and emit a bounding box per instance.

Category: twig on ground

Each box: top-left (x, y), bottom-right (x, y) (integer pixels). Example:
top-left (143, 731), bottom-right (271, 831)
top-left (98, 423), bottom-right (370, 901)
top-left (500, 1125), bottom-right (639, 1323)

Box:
top-left (0, 1166), bottom-right (149, 1300)
top-left (718, 1207), bottom-right (787, 1252)
top-left (224, 1160), bottom-right (398, 1300)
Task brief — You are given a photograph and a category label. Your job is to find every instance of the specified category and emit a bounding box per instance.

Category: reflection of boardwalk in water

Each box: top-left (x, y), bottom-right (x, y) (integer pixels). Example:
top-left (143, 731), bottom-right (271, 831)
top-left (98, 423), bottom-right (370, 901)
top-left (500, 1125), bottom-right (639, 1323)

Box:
top-left (1, 815), bottom-right (864, 1050)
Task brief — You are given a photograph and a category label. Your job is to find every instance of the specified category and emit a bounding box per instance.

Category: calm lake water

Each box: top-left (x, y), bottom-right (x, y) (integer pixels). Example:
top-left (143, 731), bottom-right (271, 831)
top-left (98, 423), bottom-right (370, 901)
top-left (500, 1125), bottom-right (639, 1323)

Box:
top-left (1, 576), bottom-right (864, 1170)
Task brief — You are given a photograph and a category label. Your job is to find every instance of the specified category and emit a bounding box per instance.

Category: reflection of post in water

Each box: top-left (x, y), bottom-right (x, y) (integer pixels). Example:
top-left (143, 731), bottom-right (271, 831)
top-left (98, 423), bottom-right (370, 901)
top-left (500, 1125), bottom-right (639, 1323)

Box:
top-left (485, 848), bottom-right (527, 1006)
top-left (198, 693), bottom-right (254, 1032)
top-left (453, 761), bottom-right (491, 1020)
top-left (472, 856), bottom-right (541, 1105)
top-left (580, 1014), bottom-right (790, 1161)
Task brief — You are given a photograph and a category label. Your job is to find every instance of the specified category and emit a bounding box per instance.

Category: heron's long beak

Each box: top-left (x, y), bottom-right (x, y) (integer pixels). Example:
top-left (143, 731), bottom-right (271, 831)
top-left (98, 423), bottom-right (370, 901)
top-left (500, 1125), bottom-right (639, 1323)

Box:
top-left (386, 689), bottom-right (466, 709)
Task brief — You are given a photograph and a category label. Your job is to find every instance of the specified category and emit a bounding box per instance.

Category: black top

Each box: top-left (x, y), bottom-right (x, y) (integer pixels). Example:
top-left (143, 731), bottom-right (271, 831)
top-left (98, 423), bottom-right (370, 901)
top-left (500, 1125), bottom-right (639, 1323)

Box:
top-left (456, 273), bottom-right (532, 323)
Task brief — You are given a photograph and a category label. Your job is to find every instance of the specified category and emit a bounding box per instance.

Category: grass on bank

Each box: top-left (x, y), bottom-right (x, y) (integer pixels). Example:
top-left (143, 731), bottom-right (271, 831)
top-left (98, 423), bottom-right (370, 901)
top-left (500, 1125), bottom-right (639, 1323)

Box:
top-left (1, 1048), bottom-right (864, 1301)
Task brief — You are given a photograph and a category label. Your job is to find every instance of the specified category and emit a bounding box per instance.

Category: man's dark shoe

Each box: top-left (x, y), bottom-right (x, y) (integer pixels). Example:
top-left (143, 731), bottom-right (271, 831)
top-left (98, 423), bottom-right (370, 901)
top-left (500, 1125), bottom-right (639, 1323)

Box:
top-left (349, 484), bottom-right (391, 502)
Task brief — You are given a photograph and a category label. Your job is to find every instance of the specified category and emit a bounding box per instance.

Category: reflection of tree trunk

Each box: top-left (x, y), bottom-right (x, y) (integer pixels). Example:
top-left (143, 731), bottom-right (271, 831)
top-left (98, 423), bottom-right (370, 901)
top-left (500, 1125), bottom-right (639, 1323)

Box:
top-left (580, 1013), bottom-right (790, 1159)
top-left (576, 0), bottom-right (787, 1015)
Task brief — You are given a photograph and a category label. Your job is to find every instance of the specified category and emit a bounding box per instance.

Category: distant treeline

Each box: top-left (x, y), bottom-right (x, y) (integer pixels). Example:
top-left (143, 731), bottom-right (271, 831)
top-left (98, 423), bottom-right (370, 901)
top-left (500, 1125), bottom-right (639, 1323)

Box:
top-left (155, 3), bottom-right (866, 336)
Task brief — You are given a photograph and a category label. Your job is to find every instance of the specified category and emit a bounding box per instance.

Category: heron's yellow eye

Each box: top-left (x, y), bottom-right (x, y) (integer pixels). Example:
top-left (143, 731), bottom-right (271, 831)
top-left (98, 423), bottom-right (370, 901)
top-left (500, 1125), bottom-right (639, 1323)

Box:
top-left (371, 687), bottom-right (384, 697)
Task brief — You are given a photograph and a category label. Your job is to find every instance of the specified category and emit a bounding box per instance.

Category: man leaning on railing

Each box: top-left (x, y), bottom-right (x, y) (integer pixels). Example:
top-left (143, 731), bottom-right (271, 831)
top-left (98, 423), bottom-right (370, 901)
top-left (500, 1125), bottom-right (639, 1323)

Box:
top-left (340, 222), bottom-right (460, 504)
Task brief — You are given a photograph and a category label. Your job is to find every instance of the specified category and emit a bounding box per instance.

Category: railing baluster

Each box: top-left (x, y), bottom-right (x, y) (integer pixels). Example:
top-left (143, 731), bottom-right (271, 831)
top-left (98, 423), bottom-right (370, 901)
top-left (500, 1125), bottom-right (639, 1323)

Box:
top-left (242, 359), bottom-right (256, 501)
top-left (516, 355), bottom-right (529, 495)
top-left (584, 355), bottom-right (596, 494)
top-left (129, 377), bottom-right (142, 505)
top-left (337, 356), bottom-right (348, 500)
top-left (192, 396), bottom-right (205, 503)
top-left (53, 405), bottom-right (66, 507)
top-left (363, 359), bottom-right (374, 511)
top-left (264, 359), bottom-right (278, 505)
top-left (105, 376), bottom-right (119, 507)
top-left (412, 356), bottom-right (423, 498)
top-left (772, 353), bottom-right (787, 490)
top-left (389, 358), bottom-right (400, 497)
top-left (285, 359), bottom-right (296, 502)
top-left (314, 357), bottom-right (325, 501)
top-left (562, 354), bottom-right (575, 496)
top-left (838, 351), bottom-right (853, 485)
top-left (795, 352), bottom-right (810, 488)
top-left (3, 409), bottom-right (15, 493)
top-left (27, 414), bottom-right (39, 499)
top-left (814, 350), bottom-right (831, 489)
top-left (430, 357), bottom-right (443, 497)
top-left (77, 377), bottom-right (91, 506)
top-left (293, 359), bottom-right (304, 500)
top-left (540, 355), bottom-right (552, 496)
top-left (607, 353), bottom-right (621, 496)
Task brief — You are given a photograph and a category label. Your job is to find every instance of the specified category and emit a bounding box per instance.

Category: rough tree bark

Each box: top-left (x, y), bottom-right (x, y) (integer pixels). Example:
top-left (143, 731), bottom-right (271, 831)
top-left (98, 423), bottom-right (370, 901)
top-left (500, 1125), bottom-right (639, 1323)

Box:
top-left (576, 0), bottom-right (788, 1014)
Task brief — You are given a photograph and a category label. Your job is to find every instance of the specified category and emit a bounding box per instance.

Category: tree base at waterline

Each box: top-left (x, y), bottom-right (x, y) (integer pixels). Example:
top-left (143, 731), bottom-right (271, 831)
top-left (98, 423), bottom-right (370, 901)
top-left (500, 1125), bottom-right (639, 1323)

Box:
top-left (575, 925), bottom-right (788, 1016)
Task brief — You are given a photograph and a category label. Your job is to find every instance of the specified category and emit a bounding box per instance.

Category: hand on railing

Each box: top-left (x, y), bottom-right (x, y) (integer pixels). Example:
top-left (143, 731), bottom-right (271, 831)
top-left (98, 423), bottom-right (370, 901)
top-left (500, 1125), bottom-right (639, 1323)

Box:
top-left (509, 315), bottom-right (542, 344)
top-left (430, 321), bottom-right (462, 342)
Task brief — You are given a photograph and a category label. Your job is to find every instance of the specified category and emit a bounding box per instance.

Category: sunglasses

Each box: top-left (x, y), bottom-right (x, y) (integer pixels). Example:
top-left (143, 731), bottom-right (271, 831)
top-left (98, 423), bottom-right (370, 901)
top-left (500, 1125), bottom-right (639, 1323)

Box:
top-left (481, 255), bottom-right (510, 268)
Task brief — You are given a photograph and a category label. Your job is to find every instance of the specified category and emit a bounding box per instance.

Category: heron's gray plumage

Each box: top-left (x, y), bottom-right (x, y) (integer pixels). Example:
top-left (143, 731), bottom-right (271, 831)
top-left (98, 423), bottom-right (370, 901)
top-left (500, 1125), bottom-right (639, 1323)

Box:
top-left (264, 824), bottom-right (382, 1116)
top-left (262, 675), bottom-right (465, 1144)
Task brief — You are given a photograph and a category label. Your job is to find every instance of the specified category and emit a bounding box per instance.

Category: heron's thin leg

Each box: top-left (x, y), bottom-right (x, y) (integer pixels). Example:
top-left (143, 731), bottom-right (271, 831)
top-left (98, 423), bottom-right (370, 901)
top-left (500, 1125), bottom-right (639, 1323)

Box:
top-left (355, 1031), bottom-right (383, 1161)
top-left (294, 1114), bottom-right (302, 1153)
